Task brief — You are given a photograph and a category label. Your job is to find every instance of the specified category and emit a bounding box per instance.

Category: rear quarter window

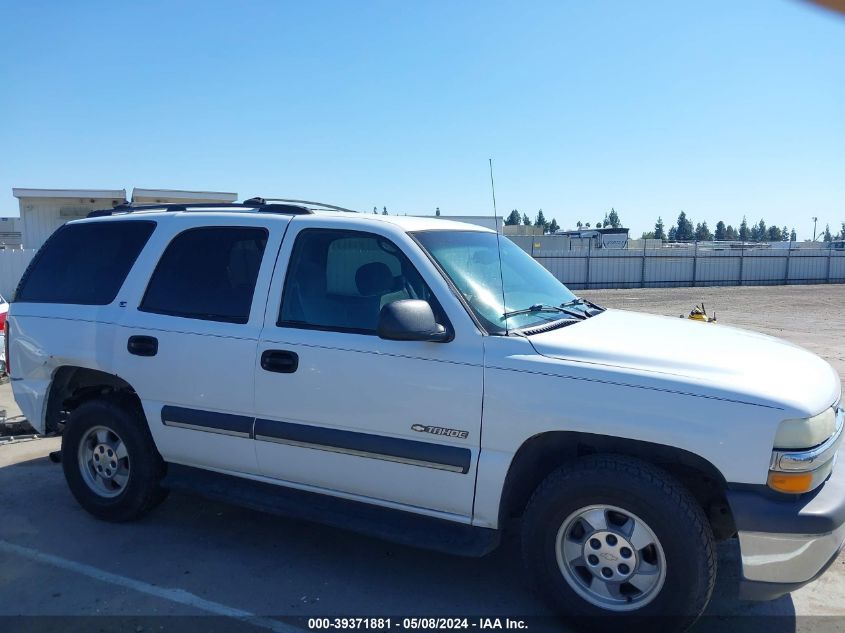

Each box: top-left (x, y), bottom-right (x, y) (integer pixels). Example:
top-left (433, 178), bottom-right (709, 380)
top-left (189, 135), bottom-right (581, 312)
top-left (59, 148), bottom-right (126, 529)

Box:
top-left (14, 221), bottom-right (156, 305)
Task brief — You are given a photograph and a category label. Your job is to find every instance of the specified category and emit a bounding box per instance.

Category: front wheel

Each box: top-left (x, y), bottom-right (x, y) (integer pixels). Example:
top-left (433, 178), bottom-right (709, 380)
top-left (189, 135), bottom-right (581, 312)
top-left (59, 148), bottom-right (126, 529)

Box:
top-left (521, 455), bottom-right (716, 632)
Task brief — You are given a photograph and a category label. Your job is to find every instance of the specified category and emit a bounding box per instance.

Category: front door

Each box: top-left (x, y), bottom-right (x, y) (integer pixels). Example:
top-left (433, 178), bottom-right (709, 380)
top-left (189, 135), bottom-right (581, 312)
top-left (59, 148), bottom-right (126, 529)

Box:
top-left (254, 224), bottom-right (484, 520)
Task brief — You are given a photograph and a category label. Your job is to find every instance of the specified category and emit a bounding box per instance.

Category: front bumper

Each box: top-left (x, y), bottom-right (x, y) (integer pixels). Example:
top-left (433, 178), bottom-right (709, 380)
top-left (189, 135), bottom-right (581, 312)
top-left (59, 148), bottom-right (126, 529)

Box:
top-left (727, 447), bottom-right (845, 601)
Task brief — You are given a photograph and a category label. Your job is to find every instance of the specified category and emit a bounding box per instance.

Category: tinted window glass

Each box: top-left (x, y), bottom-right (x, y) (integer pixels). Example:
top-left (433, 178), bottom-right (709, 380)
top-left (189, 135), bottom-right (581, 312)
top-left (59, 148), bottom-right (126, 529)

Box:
top-left (15, 221), bottom-right (156, 305)
top-left (141, 227), bottom-right (268, 324)
top-left (279, 229), bottom-right (438, 334)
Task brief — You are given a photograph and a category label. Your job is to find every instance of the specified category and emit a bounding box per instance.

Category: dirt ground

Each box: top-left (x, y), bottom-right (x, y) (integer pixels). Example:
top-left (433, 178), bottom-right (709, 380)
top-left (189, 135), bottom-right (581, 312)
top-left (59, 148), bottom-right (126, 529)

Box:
top-left (1, 284), bottom-right (844, 632)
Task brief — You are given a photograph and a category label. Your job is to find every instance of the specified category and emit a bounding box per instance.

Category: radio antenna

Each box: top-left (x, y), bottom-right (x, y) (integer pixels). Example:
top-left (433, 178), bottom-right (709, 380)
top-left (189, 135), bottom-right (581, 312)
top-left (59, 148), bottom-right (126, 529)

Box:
top-left (489, 158), bottom-right (508, 335)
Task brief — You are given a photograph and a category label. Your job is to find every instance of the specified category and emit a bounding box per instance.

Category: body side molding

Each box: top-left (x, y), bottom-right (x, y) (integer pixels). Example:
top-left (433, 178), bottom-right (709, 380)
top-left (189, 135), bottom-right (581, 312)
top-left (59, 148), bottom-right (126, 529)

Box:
top-left (160, 405), bottom-right (254, 439)
top-left (254, 418), bottom-right (471, 474)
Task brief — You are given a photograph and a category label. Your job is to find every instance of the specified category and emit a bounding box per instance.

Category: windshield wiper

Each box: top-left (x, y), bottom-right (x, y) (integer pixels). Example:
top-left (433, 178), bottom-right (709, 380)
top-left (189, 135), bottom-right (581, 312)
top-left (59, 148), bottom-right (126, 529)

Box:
top-left (502, 303), bottom-right (586, 320)
top-left (561, 297), bottom-right (605, 315)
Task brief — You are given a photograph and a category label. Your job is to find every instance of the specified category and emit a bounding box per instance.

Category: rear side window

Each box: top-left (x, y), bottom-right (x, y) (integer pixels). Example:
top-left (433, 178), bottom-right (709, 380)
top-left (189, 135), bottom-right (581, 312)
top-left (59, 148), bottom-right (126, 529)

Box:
top-left (15, 221), bottom-right (156, 305)
top-left (140, 226), bottom-right (268, 324)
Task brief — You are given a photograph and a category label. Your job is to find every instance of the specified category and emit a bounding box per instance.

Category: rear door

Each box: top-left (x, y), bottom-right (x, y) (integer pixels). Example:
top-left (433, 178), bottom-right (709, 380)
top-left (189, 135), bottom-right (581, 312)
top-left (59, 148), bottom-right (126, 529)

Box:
top-left (253, 220), bottom-right (485, 520)
top-left (115, 214), bottom-right (289, 475)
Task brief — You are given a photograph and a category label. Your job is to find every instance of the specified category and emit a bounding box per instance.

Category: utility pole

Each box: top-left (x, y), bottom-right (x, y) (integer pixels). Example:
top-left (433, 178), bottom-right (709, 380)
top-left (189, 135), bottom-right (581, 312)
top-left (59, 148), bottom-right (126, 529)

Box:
top-left (812, 216), bottom-right (818, 241)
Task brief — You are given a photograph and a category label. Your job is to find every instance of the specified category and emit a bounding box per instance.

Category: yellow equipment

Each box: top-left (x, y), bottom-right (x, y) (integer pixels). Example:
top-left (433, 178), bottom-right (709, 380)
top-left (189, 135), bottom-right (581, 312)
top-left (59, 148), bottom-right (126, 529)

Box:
top-left (682, 303), bottom-right (717, 323)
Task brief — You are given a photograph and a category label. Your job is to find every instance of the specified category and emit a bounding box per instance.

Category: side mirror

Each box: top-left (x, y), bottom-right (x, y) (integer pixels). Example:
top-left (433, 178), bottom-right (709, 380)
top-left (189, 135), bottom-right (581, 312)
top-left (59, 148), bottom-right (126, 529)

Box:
top-left (377, 300), bottom-right (451, 343)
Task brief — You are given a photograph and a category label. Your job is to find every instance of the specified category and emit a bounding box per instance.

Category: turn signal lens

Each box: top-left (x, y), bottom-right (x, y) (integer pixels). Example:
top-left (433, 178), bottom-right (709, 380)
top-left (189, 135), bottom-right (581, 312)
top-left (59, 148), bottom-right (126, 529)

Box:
top-left (767, 471), bottom-right (814, 494)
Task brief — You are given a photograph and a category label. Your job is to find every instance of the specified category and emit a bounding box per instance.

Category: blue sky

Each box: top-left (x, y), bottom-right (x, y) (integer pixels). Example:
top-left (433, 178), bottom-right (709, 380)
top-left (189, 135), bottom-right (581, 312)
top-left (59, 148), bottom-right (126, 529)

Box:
top-left (1, 0), bottom-right (843, 238)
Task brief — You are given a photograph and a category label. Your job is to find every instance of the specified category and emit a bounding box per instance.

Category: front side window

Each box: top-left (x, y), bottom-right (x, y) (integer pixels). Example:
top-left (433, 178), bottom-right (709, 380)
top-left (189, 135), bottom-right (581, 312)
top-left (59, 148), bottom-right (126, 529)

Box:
top-left (140, 226), bottom-right (268, 324)
top-left (279, 229), bottom-right (439, 334)
top-left (413, 230), bottom-right (583, 333)
top-left (15, 220), bottom-right (156, 305)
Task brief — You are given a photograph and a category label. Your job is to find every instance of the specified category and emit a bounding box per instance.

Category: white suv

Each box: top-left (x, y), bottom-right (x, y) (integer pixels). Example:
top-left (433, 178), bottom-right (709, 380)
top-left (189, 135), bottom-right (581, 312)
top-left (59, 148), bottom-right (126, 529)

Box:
top-left (7, 198), bottom-right (844, 630)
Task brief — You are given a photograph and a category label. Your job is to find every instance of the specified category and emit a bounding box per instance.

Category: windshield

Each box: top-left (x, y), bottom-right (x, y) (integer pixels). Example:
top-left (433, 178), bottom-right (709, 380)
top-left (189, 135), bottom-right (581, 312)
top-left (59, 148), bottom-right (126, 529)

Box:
top-left (413, 230), bottom-right (591, 334)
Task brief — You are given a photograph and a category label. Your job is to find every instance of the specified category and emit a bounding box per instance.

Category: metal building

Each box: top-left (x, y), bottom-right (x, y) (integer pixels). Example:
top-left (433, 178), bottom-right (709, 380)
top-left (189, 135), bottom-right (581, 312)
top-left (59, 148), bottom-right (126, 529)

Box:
top-left (10, 188), bottom-right (237, 250)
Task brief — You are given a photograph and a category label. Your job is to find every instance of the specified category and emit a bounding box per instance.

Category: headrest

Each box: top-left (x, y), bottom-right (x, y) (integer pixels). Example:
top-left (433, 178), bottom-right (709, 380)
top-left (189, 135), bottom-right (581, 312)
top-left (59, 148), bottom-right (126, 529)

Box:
top-left (355, 262), bottom-right (393, 296)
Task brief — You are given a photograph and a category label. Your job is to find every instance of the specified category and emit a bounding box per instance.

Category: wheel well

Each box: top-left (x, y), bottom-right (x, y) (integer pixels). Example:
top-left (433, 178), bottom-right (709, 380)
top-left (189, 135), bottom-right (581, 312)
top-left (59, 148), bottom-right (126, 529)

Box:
top-left (45, 366), bottom-right (142, 434)
top-left (499, 431), bottom-right (736, 540)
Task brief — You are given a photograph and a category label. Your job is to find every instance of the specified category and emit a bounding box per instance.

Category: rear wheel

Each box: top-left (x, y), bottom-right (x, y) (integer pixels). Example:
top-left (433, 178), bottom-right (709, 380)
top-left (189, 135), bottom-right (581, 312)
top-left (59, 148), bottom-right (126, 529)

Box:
top-left (77, 425), bottom-right (132, 498)
top-left (62, 398), bottom-right (168, 521)
top-left (521, 455), bottom-right (716, 631)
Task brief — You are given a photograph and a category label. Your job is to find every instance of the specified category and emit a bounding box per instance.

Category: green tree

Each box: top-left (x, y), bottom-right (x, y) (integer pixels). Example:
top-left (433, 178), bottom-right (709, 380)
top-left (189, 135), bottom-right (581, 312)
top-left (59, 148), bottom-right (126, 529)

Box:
top-left (668, 226), bottom-right (677, 241)
top-left (790, 228), bottom-right (797, 242)
top-left (739, 216), bottom-right (750, 241)
top-left (576, 220), bottom-right (583, 229)
top-left (675, 211), bottom-right (694, 241)
top-left (654, 217), bottom-right (666, 240)
top-left (641, 231), bottom-right (656, 239)
top-left (435, 207), bottom-right (441, 217)
top-left (695, 221), bottom-right (713, 241)
top-left (382, 206), bottom-right (388, 215)
top-left (548, 218), bottom-right (560, 233)
top-left (535, 209), bottom-right (547, 229)
top-left (584, 222), bottom-right (591, 228)
top-left (767, 225), bottom-right (782, 242)
top-left (725, 225), bottom-right (739, 240)
top-left (522, 213), bottom-right (531, 226)
top-left (823, 224), bottom-right (833, 242)
top-left (607, 208), bottom-right (621, 228)
top-left (752, 219), bottom-right (766, 242)
top-left (838, 222), bottom-right (845, 240)
top-left (714, 221), bottom-right (726, 241)
top-left (505, 209), bottom-right (521, 226)
top-left (373, 206), bottom-right (378, 214)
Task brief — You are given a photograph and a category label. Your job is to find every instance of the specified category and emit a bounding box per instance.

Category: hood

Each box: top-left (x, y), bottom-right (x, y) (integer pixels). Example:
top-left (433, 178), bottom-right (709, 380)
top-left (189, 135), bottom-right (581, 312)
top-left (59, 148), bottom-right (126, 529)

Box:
top-left (528, 309), bottom-right (841, 416)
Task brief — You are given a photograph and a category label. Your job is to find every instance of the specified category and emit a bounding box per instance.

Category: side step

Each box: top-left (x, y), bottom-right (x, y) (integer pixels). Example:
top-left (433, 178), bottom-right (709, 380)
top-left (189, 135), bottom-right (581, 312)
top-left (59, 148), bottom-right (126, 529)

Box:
top-left (161, 463), bottom-right (500, 558)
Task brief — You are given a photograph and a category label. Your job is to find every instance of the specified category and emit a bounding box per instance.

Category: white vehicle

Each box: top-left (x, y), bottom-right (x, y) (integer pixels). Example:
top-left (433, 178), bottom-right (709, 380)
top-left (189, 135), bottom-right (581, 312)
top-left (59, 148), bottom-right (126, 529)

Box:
top-left (7, 199), bottom-right (844, 630)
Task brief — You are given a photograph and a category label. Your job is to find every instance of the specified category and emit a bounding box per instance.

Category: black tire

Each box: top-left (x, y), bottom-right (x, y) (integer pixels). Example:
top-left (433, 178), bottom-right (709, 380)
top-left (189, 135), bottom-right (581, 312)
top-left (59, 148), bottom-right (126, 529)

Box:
top-left (62, 397), bottom-right (168, 522)
top-left (521, 454), bottom-right (716, 632)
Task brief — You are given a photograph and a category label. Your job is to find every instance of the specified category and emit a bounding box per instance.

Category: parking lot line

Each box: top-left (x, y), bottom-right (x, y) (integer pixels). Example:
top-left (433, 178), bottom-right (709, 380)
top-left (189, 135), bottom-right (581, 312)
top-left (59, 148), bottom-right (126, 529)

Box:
top-left (0, 539), bottom-right (299, 633)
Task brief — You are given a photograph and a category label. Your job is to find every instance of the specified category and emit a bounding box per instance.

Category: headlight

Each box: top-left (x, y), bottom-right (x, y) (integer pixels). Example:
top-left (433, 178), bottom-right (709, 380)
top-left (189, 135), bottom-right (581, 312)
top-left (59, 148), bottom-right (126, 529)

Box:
top-left (768, 406), bottom-right (843, 494)
top-left (773, 407), bottom-right (837, 450)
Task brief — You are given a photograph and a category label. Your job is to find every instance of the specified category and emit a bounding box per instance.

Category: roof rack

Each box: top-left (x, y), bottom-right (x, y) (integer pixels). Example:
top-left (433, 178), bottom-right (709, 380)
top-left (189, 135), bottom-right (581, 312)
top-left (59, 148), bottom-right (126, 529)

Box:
top-left (87, 197), bottom-right (358, 218)
top-left (87, 202), bottom-right (311, 218)
top-left (88, 196), bottom-right (357, 218)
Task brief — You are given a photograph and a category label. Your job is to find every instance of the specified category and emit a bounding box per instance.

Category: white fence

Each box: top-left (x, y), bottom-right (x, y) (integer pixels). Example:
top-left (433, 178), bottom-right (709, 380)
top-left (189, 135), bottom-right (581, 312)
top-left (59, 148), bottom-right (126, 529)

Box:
top-left (0, 250), bottom-right (35, 298)
top-left (0, 240), bottom-right (843, 301)
top-left (509, 236), bottom-right (845, 289)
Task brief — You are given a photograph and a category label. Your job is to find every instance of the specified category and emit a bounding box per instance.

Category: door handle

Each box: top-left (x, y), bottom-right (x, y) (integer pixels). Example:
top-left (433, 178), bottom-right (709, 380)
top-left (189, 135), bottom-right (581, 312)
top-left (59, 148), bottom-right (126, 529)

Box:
top-left (261, 349), bottom-right (299, 373)
top-left (127, 335), bottom-right (158, 357)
